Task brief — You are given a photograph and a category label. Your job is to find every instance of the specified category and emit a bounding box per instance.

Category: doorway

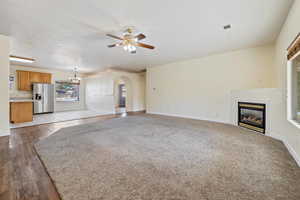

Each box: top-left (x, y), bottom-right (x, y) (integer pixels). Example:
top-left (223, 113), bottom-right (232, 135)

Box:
top-left (118, 84), bottom-right (126, 108)
top-left (114, 76), bottom-right (132, 114)
top-left (116, 83), bottom-right (127, 114)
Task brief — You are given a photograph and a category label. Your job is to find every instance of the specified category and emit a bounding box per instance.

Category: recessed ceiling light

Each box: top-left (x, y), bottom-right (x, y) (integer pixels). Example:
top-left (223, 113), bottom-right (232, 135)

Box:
top-left (9, 55), bottom-right (35, 63)
top-left (223, 24), bottom-right (231, 30)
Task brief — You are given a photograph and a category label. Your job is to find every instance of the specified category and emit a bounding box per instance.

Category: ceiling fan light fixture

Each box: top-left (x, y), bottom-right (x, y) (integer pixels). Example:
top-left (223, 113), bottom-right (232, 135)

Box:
top-left (106, 29), bottom-right (155, 54)
top-left (128, 45), bottom-right (136, 52)
top-left (123, 44), bottom-right (136, 53)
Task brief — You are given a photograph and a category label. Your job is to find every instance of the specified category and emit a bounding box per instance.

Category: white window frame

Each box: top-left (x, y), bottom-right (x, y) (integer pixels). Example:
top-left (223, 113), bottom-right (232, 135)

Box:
top-left (287, 50), bottom-right (300, 129)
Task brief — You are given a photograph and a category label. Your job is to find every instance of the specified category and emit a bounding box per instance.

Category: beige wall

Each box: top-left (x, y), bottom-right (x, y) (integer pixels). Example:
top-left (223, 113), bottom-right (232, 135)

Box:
top-left (146, 1), bottom-right (300, 164)
top-left (10, 65), bottom-right (86, 112)
top-left (273, 0), bottom-right (300, 163)
top-left (0, 35), bottom-right (10, 136)
top-left (147, 45), bottom-right (275, 123)
top-left (85, 69), bottom-right (146, 113)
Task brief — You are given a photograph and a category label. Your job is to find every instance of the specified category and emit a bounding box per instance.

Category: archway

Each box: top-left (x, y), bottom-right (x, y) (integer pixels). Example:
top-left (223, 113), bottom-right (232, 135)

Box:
top-left (113, 76), bottom-right (132, 114)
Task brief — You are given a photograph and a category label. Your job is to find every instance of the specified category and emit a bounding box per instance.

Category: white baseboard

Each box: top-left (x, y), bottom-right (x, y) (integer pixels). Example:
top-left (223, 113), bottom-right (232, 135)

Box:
top-left (130, 109), bottom-right (146, 112)
top-left (284, 141), bottom-right (300, 167)
top-left (268, 133), bottom-right (300, 167)
top-left (0, 131), bottom-right (10, 137)
top-left (266, 132), bottom-right (283, 141)
top-left (147, 111), bottom-right (230, 125)
top-left (148, 111), bottom-right (300, 167)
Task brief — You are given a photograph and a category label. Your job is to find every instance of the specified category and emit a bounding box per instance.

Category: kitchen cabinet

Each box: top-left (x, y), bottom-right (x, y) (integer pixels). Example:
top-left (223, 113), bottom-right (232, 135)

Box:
top-left (40, 73), bottom-right (52, 83)
top-left (30, 72), bottom-right (42, 83)
top-left (17, 70), bottom-right (31, 91)
top-left (10, 102), bottom-right (33, 123)
top-left (17, 70), bottom-right (52, 90)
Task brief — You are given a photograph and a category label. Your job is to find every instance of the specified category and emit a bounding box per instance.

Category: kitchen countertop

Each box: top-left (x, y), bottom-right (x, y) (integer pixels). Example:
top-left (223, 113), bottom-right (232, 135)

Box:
top-left (10, 98), bottom-right (34, 103)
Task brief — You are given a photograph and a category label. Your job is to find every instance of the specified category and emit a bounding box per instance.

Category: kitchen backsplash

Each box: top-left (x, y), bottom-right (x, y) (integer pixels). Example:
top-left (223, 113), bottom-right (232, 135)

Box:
top-left (10, 90), bottom-right (32, 98)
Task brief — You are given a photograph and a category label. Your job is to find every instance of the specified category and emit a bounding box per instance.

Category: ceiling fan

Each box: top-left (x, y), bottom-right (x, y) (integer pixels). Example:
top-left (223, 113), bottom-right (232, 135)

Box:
top-left (106, 28), bottom-right (155, 54)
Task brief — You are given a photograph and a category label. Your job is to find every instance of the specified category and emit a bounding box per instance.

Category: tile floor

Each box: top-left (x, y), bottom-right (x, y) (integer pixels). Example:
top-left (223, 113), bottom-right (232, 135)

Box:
top-left (10, 110), bottom-right (113, 129)
top-left (115, 107), bottom-right (126, 114)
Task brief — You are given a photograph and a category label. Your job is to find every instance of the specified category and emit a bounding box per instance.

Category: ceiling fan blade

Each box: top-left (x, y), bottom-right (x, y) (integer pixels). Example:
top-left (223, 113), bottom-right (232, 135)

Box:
top-left (136, 42), bottom-right (155, 49)
top-left (107, 43), bottom-right (122, 48)
top-left (106, 34), bottom-right (124, 40)
top-left (135, 33), bottom-right (146, 41)
top-left (108, 44), bottom-right (117, 48)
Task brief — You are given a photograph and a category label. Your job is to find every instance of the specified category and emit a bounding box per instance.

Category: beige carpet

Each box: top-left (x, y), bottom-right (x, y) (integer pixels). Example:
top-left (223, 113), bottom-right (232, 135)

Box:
top-left (35, 115), bottom-right (300, 200)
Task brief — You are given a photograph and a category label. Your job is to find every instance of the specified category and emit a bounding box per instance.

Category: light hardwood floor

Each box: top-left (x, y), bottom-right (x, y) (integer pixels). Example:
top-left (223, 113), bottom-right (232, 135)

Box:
top-left (0, 112), bottom-right (145, 200)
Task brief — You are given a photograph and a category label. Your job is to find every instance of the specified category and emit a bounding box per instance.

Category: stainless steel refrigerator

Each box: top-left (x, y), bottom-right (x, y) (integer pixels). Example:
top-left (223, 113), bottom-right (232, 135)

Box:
top-left (33, 83), bottom-right (54, 114)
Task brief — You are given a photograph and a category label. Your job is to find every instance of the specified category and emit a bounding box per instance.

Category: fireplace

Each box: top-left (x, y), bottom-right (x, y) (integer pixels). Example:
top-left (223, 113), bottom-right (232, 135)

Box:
top-left (238, 102), bottom-right (266, 134)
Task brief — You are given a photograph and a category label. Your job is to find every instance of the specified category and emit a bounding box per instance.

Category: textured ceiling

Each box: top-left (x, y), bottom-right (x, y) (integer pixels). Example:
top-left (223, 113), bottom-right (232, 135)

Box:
top-left (0, 0), bottom-right (294, 72)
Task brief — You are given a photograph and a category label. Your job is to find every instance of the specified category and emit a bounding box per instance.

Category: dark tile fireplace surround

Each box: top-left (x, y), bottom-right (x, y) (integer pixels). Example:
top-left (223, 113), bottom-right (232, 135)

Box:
top-left (238, 102), bottom-right (266, 134)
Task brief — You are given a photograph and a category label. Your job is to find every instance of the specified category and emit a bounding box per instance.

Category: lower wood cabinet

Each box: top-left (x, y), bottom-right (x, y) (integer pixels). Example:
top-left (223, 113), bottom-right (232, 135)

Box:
top-left (10, 102), bottom-right (33, 123)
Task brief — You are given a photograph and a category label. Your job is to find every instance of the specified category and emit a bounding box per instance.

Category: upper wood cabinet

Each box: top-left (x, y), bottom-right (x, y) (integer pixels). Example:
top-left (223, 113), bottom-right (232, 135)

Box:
top-left (29, 72), bottom-right (42, 83)
top-left (17, 71), bottom-right (31, 91)
top-left (17, 70), bottom-right (52, 91)
top-left (40, 73), bottom-right (52, 83)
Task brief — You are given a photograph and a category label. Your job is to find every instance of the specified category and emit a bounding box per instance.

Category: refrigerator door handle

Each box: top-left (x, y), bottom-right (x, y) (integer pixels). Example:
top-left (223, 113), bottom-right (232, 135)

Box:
top-left (35, 93), bottom-right (42, 100)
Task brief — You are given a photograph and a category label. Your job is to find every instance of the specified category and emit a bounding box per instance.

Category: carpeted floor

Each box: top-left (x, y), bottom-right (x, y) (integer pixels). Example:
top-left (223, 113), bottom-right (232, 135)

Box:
top-left (35, 115), bottom-right (300, 200)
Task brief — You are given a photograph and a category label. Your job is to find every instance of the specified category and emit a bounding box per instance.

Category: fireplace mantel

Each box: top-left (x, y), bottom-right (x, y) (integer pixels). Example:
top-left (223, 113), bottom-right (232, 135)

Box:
top-left (230, 88), bottom-right (282, 137)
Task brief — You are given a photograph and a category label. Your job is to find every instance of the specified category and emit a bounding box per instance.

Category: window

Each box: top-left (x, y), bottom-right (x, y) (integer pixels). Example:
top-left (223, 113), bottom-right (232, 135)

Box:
top-left (55, 81), bottom-right (80, 102)
top-left (297, 70), bottom-right (300, 121)
top-left (287, 33), bottom-right (300, 127)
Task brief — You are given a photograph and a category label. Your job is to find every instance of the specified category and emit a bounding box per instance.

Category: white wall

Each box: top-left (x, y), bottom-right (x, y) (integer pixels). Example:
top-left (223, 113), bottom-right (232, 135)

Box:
top-left (0, 35), bottom-right (10, 136)
top-left (10, 65), bottom-right (86, 112)
top-left (85, 75), bottom-right (115, 114)
top-left (85, 69), bottom-right (146, 114)
top-left (273, 0), bottom-right (300, 164)
top-left (147, 45), bottom-right (275, 123)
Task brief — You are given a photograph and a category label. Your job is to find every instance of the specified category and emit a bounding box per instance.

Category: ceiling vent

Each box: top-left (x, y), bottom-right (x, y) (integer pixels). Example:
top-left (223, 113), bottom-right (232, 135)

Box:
top-left (223, 24), bottom-right (231, 30)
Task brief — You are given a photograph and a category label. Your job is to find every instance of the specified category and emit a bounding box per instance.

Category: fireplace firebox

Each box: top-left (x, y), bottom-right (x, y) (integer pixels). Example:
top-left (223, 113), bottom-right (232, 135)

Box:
top-left (238, 102), bottom-right (266, 134)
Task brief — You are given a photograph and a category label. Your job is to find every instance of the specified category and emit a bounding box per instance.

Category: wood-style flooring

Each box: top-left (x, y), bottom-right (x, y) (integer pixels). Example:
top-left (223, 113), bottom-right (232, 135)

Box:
top-left (0, 112), bottom-right (144, 200)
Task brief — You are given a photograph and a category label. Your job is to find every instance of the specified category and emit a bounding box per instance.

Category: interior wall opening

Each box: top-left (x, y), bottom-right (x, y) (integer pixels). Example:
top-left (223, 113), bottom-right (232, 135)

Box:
top-left (114, 76), bottom-right (132, 114)
top-left (117, 83), bottom-right (126, 114)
